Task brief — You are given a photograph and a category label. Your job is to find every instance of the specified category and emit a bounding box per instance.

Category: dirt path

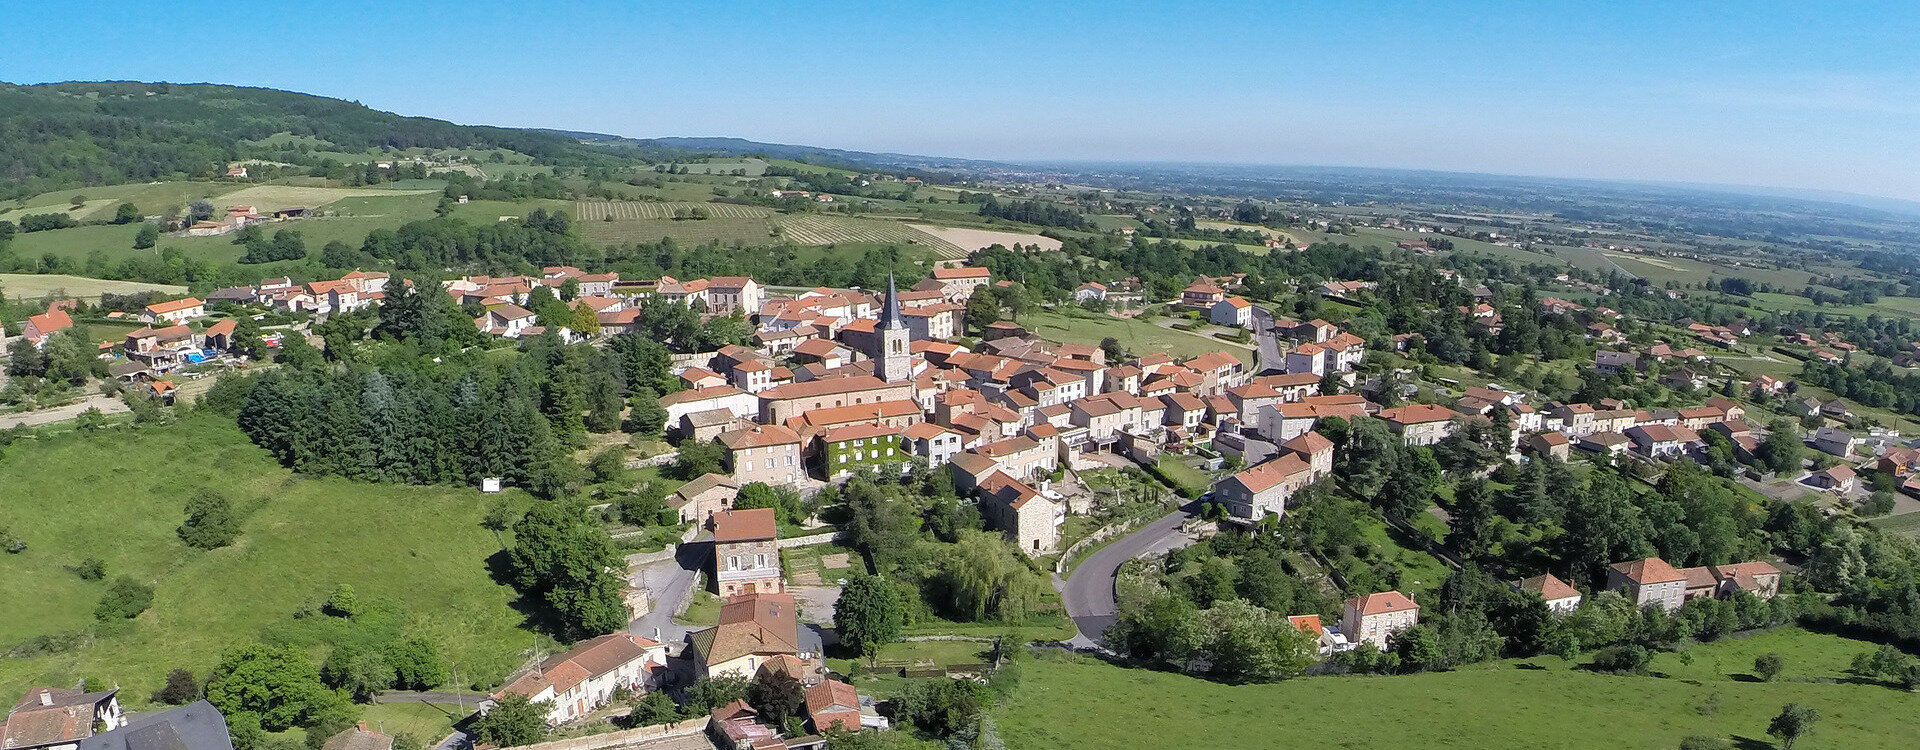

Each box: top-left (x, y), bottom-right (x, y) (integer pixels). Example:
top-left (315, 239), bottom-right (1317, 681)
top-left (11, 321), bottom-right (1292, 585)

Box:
top-left (0, 394), bottom-right (129, 429)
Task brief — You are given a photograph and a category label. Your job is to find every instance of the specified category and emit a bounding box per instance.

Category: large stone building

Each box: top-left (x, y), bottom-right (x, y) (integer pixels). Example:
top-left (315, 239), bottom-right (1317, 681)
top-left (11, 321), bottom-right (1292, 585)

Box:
top-left (718, 425), bottom-right (805, 486)
top-left (688, 593), bottom-right (802, 679)
top-left (756, 376), bottom-right (915, 424)
top-left (1340, 591), bottom-right (1420, 650)
top-left (1607, 557), bottom-right (1688, 613)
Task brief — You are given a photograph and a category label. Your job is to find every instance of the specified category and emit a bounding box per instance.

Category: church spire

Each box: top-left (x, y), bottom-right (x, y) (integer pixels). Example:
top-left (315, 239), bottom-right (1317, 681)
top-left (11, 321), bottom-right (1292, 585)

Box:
top-left (881, 273), bottom-right (906, 329)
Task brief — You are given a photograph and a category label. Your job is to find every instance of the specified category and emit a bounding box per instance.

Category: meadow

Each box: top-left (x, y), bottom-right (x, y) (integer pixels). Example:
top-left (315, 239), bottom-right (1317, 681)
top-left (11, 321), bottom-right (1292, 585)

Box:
top-left (996, 629), bottom-right (1920, 749)
top-left (0, 415), bottom-right (541, 704)
top-left (1019, 309), bottom-right (1253, 364)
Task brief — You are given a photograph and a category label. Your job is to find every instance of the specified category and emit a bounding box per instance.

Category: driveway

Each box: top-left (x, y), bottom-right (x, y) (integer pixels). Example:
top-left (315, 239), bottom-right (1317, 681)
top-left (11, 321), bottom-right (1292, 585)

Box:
top-left (1057, 506), bottom-right (1197, 649)
top-left (0, 394), bottom-right (128, 429)
top-left (628, 540), bottom-right (707, 647)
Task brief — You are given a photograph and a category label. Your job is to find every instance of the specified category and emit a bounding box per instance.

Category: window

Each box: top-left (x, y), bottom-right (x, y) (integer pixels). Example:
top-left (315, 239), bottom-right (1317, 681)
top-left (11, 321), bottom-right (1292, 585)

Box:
top-left (839, 454), bottom-right (848, 464)
top-left (727, 556), bottom-right (739, 570)
top-left (765, 458), bottom-right (774, 469)
top-left (755, 553), bottom-right (766, 567)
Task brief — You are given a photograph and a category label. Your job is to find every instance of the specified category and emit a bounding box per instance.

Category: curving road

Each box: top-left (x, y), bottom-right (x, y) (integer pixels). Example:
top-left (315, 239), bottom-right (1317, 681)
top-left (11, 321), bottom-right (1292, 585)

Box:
top-left (1058, 506), bottom-right (1197, 649)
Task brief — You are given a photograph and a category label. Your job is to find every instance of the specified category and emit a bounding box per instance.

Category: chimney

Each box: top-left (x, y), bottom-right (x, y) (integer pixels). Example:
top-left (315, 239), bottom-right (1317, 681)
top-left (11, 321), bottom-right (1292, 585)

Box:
top-left (39, 690), bottom-right (53, 706)
top-left (356, 722), bottom-right (369, 733)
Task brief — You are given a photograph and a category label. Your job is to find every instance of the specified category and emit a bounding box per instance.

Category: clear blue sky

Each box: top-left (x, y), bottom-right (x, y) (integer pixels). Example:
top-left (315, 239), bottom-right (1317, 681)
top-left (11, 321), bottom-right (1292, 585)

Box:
top-left (5, 1), bottom-right (1918, 199)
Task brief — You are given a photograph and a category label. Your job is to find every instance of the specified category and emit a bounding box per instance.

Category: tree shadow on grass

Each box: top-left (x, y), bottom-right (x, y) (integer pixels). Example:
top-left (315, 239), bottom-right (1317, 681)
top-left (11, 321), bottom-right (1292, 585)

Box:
top-left (483, 548), bottom-right (567, 640)
top-left (1730, 735), bottom-right (1774, 750)
top-left (1729, 673), bottom-right (1765, 683)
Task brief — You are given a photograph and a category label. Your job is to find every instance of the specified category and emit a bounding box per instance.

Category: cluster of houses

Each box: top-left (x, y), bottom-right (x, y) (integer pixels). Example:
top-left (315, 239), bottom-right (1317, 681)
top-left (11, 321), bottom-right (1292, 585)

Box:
top-left (183, 204), bottom-right (310, 237)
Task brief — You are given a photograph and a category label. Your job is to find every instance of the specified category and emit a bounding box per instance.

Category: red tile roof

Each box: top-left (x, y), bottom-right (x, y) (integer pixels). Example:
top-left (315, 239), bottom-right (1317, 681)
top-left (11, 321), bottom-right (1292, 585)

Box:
top-left (712, 508), bottom-right (779, 542)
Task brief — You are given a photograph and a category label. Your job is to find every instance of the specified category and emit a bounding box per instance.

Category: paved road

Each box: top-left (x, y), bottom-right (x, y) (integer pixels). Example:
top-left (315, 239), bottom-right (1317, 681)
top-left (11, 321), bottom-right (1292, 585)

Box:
top-left (1251, 304), bottom-right (1283, 375)
top-left (0, 394), bottom-right (128, 429)
top-left (1058, 506), bottom-right (1197, 649)
top-left (628, 540), bottom-right (707, 646)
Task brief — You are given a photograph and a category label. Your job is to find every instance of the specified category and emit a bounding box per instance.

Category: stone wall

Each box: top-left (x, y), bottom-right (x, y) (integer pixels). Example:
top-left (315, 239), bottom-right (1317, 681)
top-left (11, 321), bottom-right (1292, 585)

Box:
top-left (511, 717), bottom-right (710, 750)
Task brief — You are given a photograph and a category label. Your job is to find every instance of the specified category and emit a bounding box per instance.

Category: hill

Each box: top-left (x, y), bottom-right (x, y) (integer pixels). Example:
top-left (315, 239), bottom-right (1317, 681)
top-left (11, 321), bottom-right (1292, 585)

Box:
top-left (0, 414), bottom-right (541, 703)
top-left (0, 82), bottom-right (618, 200)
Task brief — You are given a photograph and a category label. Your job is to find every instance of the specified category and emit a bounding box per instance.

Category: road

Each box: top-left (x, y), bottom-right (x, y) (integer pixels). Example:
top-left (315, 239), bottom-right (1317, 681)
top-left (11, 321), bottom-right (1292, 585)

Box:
top-left (1251, 304), bottom-right (1283, 375)
top-left (0, 394), bottom-right (129, 429)
top-left (628, 540), bottom-right (707, 647)
top-left (1057, 506), bottom-right (1197, 649)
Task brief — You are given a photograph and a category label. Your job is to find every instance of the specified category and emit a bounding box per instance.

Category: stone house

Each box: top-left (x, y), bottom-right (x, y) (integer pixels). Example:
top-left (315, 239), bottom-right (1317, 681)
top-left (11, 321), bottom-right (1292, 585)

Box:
top-left (688, 593), bottom-right (802, 680)
top-left (1607, 557), bottom-right (1688, 613)
top-left (976, 470), bottom-right (1063, 555)
top-left (710, 508), bottom-right (783, 597)
top-left (1341, 591), bottom-right (1420, 650)
top-left (1377, 404), bottom-right (1459, 446)
top-left (491, 633), bottom-right (668, 726)
top-left (668, 473), bottom-right (741, 524)
top-left (718, 425), bottom-right (805, 486)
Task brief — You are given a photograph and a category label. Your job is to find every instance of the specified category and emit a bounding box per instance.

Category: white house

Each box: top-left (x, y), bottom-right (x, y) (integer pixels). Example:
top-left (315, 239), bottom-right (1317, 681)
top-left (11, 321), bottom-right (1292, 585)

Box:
top-left (142, 297), bottom-right (206, 325)
top-left (491, 633), bottom-right (667, 726)
top-left (1516, 573), bottom-right (1583, 615)
top-left (1209, 296), bottom-right (1253, 327)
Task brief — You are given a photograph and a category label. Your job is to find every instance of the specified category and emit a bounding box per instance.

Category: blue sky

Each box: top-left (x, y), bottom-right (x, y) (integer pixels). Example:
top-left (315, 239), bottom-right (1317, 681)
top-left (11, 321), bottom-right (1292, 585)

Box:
top-left (5, 1), bottom-right (1919, 199)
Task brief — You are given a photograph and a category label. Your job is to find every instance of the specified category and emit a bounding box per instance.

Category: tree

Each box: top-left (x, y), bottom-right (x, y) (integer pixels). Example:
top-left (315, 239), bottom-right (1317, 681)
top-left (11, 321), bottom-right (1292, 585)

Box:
top-left (179, 491), bottom-right (240, 549)
top-left (206, 644), bottom-right (341, 731)
top-left (936, 531), bottom-right (1048, 622)
top-left (624, 691), bottom-right (680, 727)
top-left (1099, 336), bottom-right (1125, 362)
top-left (1199, 598), bottom-right (1314, 682)
top-left (324, 584), bottom-right (360, 618)
top-left (667, 440), bottom-right (725, 480)
top-left (113, 203), bottom-right (141, 224)
top-left (383, 638), bottom-right (449, 690)
top-left (76, 556), bottom-right (106, 580)
top-left (133, 223), bottom-right (160, 249)
top-left (835, 574), bottom-right (906, 657)
top-left (321, 647), bottom-right (393, 703)
top-left (624, 388), bottom-right (668, 435)
top-left (1756, 421), bottom-right (1804, 475)
top-left (965, 293), bottom-right (1001, 332)
top-left (1767, 703), bottom-right (1817, 750)
top-left (1753, 652), bottom-right (1784, 682)
top-left (95, 576), bottom-right (154, 620)
top-left (153, 668), bottom-right (201, 705)
top-left (471, 693), bottom-right (547, 747)
top-left (1446, 478), bottom-right (1500, 561)
top-left (570, 304), bottom-right (602, 338)
top-left (683, 676), bottom-right (750, 716)
top-left (747, 669), bottom-right (806, 728)
top-left (508, 501), bottom-right (630, 639)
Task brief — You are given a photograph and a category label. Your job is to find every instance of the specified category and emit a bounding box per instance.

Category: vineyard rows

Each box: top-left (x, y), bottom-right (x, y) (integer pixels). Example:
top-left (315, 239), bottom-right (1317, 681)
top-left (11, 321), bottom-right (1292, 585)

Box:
top-left (573, 201), bottom-right (772, 221)
top-left (776, 216), bottom-right (967, 258)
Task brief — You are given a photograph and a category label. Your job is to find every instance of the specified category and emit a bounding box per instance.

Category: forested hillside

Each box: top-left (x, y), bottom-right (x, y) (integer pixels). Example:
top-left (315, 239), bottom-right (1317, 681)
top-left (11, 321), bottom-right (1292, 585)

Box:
top-left (0, 82), bottom-right (616, 199)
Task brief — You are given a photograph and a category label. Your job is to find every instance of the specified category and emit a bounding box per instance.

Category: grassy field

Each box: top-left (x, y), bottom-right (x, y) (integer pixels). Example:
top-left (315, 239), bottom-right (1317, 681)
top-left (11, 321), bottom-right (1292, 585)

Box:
top-left (215, 185), bottom-right (438, 213)
top-left (358, 701), bottom-right (468, 744)
top-left (573, 201), bottom-right (772, 221)
top-left (1019, 310), bottom-right (1252, 364)
top-left (7, 191), bottom-right (445, 268)
top-left (1154, 456), bottom-right (1213, 497)
top-left (0, 415), bottom-right (540, 703)
top-left (0, 274), bottom-right (187, 301)
top-left (1, 183), bottom-right (239, 224)
top-left (997, 629), bottom-right (1920, 749)
top-left (579, 217), bottom-right (778, 246)
top-left (786, 217), bottom-right (964, 257)
top-left (1356, 512), bottom-right (1453, 598)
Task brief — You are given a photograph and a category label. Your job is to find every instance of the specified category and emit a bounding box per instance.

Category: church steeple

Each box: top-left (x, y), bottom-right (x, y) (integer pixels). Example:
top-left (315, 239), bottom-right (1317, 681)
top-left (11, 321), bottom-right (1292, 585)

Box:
top-left (874, 273), bottom-right (911, 382)
top-left (881, 273), bottom-right (906, 329)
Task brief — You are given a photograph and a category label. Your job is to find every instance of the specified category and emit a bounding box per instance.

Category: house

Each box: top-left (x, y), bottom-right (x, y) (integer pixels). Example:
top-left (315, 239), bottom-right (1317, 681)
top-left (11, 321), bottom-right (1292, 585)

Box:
top-left (1523, 431), bottom-right (1570, 461)
top-left (1807, 464), bottom-right (1857, 493)
top-left (79, 701), bottom-right (231, 750)
top-left (475, 305), bottom-right (537, 338)
top-left (1578, 431), bottom-right (1633, 458)
top-left (902, 422), bottom-right (965, 466)
top-left (661, 385), bottom-right (759, 426)
top-left (1209, 296), bottom-right (1253, 327)
top-left (143, 297), bottom-right (206, 325)
top-left (1516, 574), bottom-right (1582, 615)
top-left (3, 687), bottom-right (125, 750)
top-left (719, 425), bottom-right (805, 487)
top-left (1593, 350), bottom-right (1639, 374)
top-left (20, 308), bottom-right (73, 347)
top-left (976, 470), bottom-right (1063, 554)
top-left (319, 724), bottom-right (391, 750)
top-left (1341, 591), bottom-right (1420, 650)
top-left (1683, 561), bottom-right (1782, 601)
top-left (1811, 426), bottom-right (1859, 457)
top-left (668, 473), bottom-right (741, 524)
top-left (925, 266), bottom-right (991, 303)
top-left (757, 376), bottom-right (914, 424)
top-left (805, 680), bottom-right (862, 734)
top-left (1073, 282), bottom-right (1107, 302)
top-left (1211, 452), bottom-right (1315, 524)
top-left (1179, 279), bottom-right (1226, 308)
top-left (688, 593), bottom-right (803, 680)
top-left (704, 277), bottom-right (763, 317)
top-left (1821, 399), bottom-right (1852, 418)
top-left (1377, 404), bottom-right (1459, 446)
top-left (711, 508), bottom-right (783, 597)
top-left (1607, 557), bottom-right (1688, 613)
top-left (492, 633), bottom-right (668, 726)
top-left (820, 423), bottom-right (909, 479)
top-left (1625, 424), bottom-right (1698, 459)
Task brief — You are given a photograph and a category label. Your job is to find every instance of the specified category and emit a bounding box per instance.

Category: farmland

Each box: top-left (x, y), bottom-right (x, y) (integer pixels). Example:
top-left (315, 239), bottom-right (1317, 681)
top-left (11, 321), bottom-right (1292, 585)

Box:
top-left (579, 217), bottom-right (778, 246)
top-left (215, 185), bottom-right (439, 213)
top-left (781, 216), bottom-right (965, 257)
top-left (0, 415), bottom-right (540, 704)
top-left (0, 274), bottom-right (187, 301)
top-left (573, 201), bottom-right (772, 221)
top-left (908, 223), bottom-right (1061, 253)
top-left (996, 629), bottom-right (1920, 750)
top-left (0, 182), bottom-right (238, 224)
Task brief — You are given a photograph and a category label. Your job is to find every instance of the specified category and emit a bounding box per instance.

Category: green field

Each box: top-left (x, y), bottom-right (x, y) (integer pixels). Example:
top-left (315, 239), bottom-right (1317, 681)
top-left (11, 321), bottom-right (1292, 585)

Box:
top-left (0, 274), bottom-right (187, 301)
top-left (0, 415), bottom-right (540, 703)
top-left (996, 629), bottom-right (1920, 749)
top-left (7, 191), bottom-right (444, 268)
top-left (1019, 310), bottom-right (1253, 364)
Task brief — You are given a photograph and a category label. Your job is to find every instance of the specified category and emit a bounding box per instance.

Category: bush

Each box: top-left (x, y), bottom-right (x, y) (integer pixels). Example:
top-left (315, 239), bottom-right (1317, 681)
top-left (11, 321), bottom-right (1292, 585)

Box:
top-left (75, 556), bottom-right (106, 580)
top-left (323, 584), bottom-right (359, 618)
top-left (1678, 736), bottom-right (1732, 750)
top-left (179, 491), bottom-right (240, 549)
top-left (94, 576), bottom-right (155, 621)
top-left (153, 668), bottom-right (201, 705)
top-left (1588, 645), bottom-right (1650, 674)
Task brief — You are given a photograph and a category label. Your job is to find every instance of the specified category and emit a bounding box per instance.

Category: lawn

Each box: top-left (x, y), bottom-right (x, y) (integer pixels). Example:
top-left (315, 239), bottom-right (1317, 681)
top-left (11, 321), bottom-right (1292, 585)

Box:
top-left (996, 629), bottom-right (1920, 750)
top-left (0, 274), bottom-right (187, 301)
top-left (1355, 512), bottom-right (1453, 598)
top-left (1153, 456), bottom-right (1213, 497)
top-left (1019, 309), bottom-right (1252, 364)
top-left (0, 414), bottom-right (542, 704)
top-left (358, 701), bottom-right (470, 744)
